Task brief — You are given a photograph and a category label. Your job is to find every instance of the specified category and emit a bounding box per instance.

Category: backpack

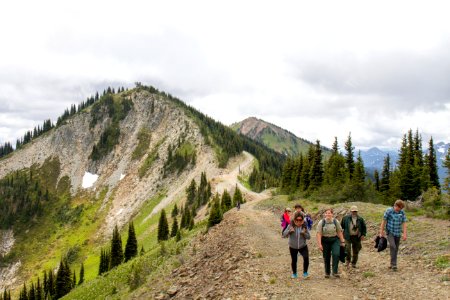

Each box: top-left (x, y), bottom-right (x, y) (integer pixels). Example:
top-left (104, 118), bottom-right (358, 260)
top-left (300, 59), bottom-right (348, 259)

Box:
top-left (305, 214), bottom-right (313, 231)
top-left (321, 218), bottom-right (338, 232)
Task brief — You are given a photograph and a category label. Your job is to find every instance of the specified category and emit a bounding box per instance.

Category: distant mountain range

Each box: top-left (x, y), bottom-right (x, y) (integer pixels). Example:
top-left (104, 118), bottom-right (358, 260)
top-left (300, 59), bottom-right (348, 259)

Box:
top-left (359, 142), bottom-right (449, 184)
top-left (231, 117), bottom-right (448, 184)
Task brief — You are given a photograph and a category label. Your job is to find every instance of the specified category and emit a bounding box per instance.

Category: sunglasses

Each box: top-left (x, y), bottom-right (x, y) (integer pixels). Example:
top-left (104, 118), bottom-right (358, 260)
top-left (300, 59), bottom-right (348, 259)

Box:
top-left (294, 218), bottom-right (303, 222)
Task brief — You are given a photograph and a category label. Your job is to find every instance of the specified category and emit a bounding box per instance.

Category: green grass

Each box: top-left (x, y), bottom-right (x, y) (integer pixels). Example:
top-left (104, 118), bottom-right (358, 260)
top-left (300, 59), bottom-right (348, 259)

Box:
top-left (435, 255), bottom-right (450, 269)
top-left (138, 137), bottom-right (166, 178)
top-left (363, 271), bottom-right (375, 278)
top-left (132, 128), bottom-right (151, 160)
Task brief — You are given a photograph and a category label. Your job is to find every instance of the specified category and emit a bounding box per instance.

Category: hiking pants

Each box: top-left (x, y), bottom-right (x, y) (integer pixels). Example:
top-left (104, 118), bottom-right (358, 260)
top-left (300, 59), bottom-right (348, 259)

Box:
top-left (322, 236), bottom-right (340, 275)
top-left (387, 233), bottom-right (401, 267)
top-left (289, 246), bottom-right (309, 274)
top-left (345, 235), bottom-right (361, 265)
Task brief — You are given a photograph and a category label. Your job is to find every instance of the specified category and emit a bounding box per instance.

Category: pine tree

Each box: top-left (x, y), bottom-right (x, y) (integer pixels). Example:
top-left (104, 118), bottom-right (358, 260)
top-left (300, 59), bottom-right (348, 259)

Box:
top-left (171, 204), bottom-right (179, 217)
top-left (170, 217), bottom-right (179, 237)
top-left (124, 222), bottom-right (138, 262)
top-left (28, 282), bottom-right (35, 300)
top-left (186, 179), bottom-right (196, 206)
top-left (426, 137), bottom-right (440, 189)
top-left (208, 197), bottom-right (222, 228)
top-left (398, 131), bottom-right (415, 200)
top-left (444, 149), bottom-right (450, 193)
top-left (309, 140), bottom-right (324, 190)
top-left (374, 169), bottom-right (380, 191)
top-left (110, 225), bottom-right (124, 269)
top-left (344, 133), bottom-right (355, 179)
top-left (55, 259), bottom-right (72, 299)
top-left (78, 263), bottom-right (84, 285)
top-left (380, 154), bottom-right (391, 193)
top-left (221, 190), bottom-right (232, 211)
top-left (233, 186), bottom-right (244, 207)
top-left (36, 278), bottom-right (43, 300)
top-left (157, 209), bottom-right (169, 242)
top-left (72, 271), bottom-right (76, 288)
top-left (140, 245), bottom-right (145, 255)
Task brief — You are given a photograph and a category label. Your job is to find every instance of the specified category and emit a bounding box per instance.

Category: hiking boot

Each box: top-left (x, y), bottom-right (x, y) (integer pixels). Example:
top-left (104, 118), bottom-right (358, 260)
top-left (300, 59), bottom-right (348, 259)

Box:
top-left (303, 272), bottom-right (309, 279)
top-left (351, 264), bottom-right (357, 268)
top-left (291, 273), bottom-right (298, 279)
top-left (324, 274), bottom-right (330, 278)
top-left (392, 266), bottom-right (398, 271)
top-left (332, 273), bottom-right (340, 278)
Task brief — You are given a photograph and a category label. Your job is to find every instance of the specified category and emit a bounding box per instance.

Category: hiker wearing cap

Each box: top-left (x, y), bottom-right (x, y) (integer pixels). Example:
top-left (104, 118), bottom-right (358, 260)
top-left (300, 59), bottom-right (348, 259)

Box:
top-left (282, 211), bottom-right (311, 279)
top-left (341, 205), bottom-right (367, 268)
top-left (379, 199), bottom-right (407, 271)
top-left (316, 208), bottom-right (346, 278)
top-left (281, 207), bottom-right (292, 234)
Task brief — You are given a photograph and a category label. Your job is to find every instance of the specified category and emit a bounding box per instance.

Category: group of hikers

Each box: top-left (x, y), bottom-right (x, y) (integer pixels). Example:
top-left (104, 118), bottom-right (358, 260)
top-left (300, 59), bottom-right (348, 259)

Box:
top-left (281, 199), bottom-right (407, 279)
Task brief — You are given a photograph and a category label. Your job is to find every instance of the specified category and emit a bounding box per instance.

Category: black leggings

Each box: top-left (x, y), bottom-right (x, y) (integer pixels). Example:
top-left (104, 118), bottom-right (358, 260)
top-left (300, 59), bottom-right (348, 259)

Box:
top-left (289, 246), bottom-right (309, 274)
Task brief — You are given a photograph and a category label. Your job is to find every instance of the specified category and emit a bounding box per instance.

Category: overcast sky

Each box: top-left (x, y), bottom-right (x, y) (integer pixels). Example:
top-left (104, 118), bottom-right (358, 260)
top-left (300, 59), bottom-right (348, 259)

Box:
top-left (1, 0), bottom-right (449, 150)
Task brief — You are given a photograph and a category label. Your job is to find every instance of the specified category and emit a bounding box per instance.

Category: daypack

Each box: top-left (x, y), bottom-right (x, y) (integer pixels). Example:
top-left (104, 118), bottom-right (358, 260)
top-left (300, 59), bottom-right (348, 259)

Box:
top-left (321, 218), bottom-right (338, 232)
top-left (305, 214), bottom-right (313, 230)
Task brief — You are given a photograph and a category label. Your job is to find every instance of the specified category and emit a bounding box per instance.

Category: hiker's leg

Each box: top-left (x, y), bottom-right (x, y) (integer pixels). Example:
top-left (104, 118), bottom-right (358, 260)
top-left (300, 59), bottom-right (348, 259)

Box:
top-left (345, 239), bottom-right (352, 264)
top-left (394, 236), bottom-right (400, 267)
top-left (289, 247), bottom-right (298, 274)
top-left (352, 236), bottom-right (361, 265)
top-left (331, 238), bottom-right (340, 275)
top-left (322, 238), bottom-right (332, 275)
top-left (387, 234), bottom-right (398, 267)
top-left (299, 245), bottom-right (309, 273)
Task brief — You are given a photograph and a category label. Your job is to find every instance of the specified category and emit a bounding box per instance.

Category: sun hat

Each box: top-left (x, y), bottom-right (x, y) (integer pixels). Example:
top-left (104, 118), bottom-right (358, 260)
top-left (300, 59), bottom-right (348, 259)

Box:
top-left (285, 207), bottom-right (292, 212)
top-left (350, 205), bottom-right (358, 212)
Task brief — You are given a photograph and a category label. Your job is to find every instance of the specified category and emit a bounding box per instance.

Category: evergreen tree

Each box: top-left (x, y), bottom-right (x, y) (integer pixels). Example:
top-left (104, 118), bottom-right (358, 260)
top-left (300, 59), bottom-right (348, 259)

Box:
top-left (19, 283), bottom-right (27, 300)
top-left (221, 190), bottom-right (232, 211)
top-left (186, 179), bottom-right (196, 206)
top-left (208, 196), bottom-right (222, 228)
top-left (426, 137), bottom-right (440, 189)
top-left (374, 169), bottom-right (380, 191)
top-left (157, 209), bottom-right (169, 241)
top-left (344, 133), bottom-right (355, 178)
top-left (444, 149), bottom-right (450, 193)
top-left (110, 225), bottom-right (124, 269)
top-left (72, 271), bottom-right (76, 288)
top-left (170, 217), bottom-right (179, 237)
top-left (309, 140), bottom-right (324, 190)
top-left (78, 263), bottom-right (84, 285)
top-left (171, 204), bottom-right (179, 217)
top-left (233, 186), bottom-right (244, 207)
top-left (176, 230), bottom-right (181, 242)
top-left (124, 222), bottom-right (138, 262)
top-left (28, 282), bottom-right (35, 300)
top-left (35, 278), bottom-right (42, 300)
top-left (55, 259), bottom-right (72, 299)
top-left (140, 245), bottom-right (145, 255)
top-left (380, 154), bottom-right (391, 193)
top-left (398, 132), bottom-right (415, 200)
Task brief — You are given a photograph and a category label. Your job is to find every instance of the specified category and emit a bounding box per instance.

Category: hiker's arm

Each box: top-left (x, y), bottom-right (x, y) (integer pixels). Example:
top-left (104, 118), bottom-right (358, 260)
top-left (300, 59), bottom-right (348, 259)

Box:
top-left (338, 231), bottom-right (345, 244)
top-left (316, 232), bottom-right (323, 251)
top-left (402, 222), bottom-right (407, 241)
top-left (379, 220), bottom-right (386, 237)
top-left (282, 225), bottom-right (292, 238)
top-left (303, 228), bottom-right (310, 240)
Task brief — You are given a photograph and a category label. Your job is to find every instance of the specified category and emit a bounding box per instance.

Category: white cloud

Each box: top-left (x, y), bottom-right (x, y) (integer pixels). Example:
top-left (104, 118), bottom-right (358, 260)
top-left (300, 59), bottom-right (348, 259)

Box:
top-left (0, 0), bottom-right (450, 149)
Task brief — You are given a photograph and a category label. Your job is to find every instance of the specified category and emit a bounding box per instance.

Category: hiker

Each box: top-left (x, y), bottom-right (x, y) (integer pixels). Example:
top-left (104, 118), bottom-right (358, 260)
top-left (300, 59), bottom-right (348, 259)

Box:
top-left (341, 205), bottom-right (367, 268)
top-left (281, 207), bottom-right (292, 234)
top-left (379, 199), bottom-right (407, 271)
top-left (236, 200), bottom-right (240, 211)
top-left (282, 211), bottom-right (310, 279)
top-left (294, 204), bottom-right (313, 231)
top-left (316, 208), bottom-right (346, 278)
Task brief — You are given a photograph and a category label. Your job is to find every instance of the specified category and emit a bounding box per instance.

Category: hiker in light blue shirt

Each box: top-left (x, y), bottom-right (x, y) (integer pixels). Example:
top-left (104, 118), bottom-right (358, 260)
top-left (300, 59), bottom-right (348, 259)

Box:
top-left (379, 199), bottom-right (407, 271)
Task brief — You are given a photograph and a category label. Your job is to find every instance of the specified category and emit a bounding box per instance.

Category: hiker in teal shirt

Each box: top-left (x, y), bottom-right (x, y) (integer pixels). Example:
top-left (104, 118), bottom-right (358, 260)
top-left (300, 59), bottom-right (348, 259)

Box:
top-left (379, 199), bottom-right (407, 271)
top-left (341, 205), bottom-right (367, 268)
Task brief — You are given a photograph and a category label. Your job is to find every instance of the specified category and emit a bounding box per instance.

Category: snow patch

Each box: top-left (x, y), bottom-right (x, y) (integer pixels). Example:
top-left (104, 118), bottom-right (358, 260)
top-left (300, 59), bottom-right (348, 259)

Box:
top-left (437, 147), bottom-right (445, 154)
top-left (82, 172), bottom-right (99, 188)
top-left (120, 173), bottom-right (125, 180)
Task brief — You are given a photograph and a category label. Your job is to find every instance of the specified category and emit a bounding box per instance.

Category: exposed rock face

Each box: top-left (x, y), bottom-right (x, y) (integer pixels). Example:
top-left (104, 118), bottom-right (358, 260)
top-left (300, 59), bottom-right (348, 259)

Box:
top-left (0, 90), bottom-right (223, 288)
top-left (0, 230), bottom-right (14, 258)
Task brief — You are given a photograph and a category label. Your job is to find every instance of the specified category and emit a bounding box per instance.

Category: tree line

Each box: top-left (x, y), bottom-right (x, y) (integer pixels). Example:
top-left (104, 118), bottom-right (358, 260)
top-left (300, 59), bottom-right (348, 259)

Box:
top-left (281, 130), bottom-right (445, 207)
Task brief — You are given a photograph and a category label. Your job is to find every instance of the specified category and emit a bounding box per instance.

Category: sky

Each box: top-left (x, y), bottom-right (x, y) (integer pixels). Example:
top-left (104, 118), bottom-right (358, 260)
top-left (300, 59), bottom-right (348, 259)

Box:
top-left (1, 0), bottom-right (449, 150)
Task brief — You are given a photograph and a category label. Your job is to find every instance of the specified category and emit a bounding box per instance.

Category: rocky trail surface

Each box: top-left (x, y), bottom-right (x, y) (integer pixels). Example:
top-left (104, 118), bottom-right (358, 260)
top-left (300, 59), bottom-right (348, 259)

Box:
top-left (135, 154), bottom-right (449, 300)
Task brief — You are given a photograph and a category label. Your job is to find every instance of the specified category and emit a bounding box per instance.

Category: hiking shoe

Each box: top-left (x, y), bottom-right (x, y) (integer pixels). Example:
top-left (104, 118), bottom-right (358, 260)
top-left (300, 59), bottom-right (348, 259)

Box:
top-left (291, 273), bottom-right (298, 279)
top-left (324, 274), bottom-right (330, 278)
top-left (392, 266), bottom-right (398, 271)
top-left (351, 264), bottom-right (357, 268)
top-left (332, 273), bottom-right (340, 278)
top-left (303, 272), bottom-right (309, 279)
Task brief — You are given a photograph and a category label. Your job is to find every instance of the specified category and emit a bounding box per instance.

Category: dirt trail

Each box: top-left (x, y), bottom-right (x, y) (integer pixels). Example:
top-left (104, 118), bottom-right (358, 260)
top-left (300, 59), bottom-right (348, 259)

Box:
top-left (141, 153), bottom-right (449, 300)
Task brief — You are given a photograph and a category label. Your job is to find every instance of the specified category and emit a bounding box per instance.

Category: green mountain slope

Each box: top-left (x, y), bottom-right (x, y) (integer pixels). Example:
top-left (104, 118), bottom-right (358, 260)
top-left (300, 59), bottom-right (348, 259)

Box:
top-left (231, 117), bottom-right (331, 156)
